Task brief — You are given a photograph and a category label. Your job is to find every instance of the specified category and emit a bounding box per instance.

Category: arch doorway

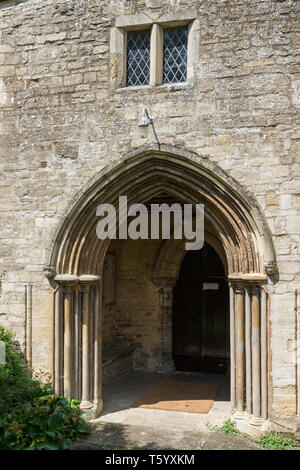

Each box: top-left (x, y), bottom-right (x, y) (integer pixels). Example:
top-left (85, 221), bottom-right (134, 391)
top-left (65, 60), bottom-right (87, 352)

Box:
top-left (173, 243), bottom-right (230, 374)
top-left (46, 144), bottom-right (277, 422)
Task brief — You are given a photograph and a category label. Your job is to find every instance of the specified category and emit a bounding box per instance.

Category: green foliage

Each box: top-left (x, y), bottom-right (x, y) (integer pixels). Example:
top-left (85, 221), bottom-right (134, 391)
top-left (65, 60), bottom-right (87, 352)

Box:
top-left (258, 432), bottom-right (294, 450)
top-left (0, 326), bottom-right (90, 450)
top-left (0, 393), bottom-right (89, 450)
top-left (205, 422), bottom-right (216, 431)
top-left (0, 326), bottom-right (42, 415)
top-left (219, 419), bottom-right (239, 435)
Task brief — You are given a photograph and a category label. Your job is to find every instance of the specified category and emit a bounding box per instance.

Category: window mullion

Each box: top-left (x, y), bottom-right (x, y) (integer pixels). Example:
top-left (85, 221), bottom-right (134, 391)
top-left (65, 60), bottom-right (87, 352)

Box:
top-left (150, 23), bottom-right (163, 86)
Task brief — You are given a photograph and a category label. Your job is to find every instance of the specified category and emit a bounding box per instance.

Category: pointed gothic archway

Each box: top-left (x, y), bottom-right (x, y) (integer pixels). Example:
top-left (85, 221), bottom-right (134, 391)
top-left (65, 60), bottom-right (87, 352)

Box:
top-left (45, 144), bottom-right (277, 422)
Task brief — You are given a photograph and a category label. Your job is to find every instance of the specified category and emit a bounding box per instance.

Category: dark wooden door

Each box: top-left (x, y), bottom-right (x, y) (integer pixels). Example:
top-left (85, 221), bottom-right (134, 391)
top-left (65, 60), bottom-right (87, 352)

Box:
top-left (172, 242), bottom-right (229, 373)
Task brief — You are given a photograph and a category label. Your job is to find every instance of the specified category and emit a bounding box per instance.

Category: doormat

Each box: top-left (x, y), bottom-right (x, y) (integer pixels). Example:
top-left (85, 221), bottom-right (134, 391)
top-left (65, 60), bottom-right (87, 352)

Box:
top-left (130, 380), bottom-right (221, 414)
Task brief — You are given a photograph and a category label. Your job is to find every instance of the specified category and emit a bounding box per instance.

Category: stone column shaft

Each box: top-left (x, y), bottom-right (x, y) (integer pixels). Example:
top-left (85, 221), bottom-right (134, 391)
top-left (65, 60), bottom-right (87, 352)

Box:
top-left (63, 290), bottom-right (72, 397)
top-left (93, 285), bottom-right (103, 416)
top-left (54, 288), bottom-right (62, 396)
top-left (261, 288), bottom-right (268, 420)
top-left (25, 284), bottom-right (33, 368)
top-left (236, 288), bottom-right (245, 412)
top-left (74, 286), bottom-right (80, 400)
top-left (252, 287), bottom-right (261, 419)
top-left (245, 287), bottom-right (252, 414)
top-left (229, 284), bottom-right (236, 408)
top-left (81, 286), bottom-right (91, 407)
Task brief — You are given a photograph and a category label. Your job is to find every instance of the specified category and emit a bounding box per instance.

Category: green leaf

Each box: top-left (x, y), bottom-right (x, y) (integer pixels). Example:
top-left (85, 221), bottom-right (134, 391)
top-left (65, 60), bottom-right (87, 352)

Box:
top-left (76, 424), bottom-right (89, 433)
top-left (25, 441), bottom-right (36, 451)
top-left (32, 415), bottom-right (48, 430)
top-left (39, 394), bottom-right (54, 402)
top-left (70, 399), bottom-right (80, 408)
top-left (25, 403), bottom-right (32, 412)
top-left (48, 412), bottom-right (64, 432)
top-left (44, 386), bottom-right (54, 395)
top-left (60, 439), bottom-right (70, 450)
top-left (36, 441), bottom-right (60, 450)
top-left (71, 399), bottom-right (80, 405)
top-left (55, 399), bottom-right (67, 408)
top-left (4, 431), bottom-right (14, 442)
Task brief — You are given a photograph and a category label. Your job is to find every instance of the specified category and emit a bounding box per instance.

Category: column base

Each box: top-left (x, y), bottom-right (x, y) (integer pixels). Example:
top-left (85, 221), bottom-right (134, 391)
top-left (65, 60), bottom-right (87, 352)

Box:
top-left (232, 412), bottom-right (266, 438)
top-left (80, 399), bottom-right (103, 419)
top-left (250, 416), bottom-right (263, 426)
top-left (233, 410), bottom-right (249, 420)
top-left (92, 399), bottom-right (103, 419)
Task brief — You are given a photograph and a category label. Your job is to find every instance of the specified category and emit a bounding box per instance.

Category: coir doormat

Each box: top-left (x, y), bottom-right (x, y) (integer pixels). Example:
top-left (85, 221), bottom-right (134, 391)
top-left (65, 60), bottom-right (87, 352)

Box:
top-left (130, 380), bottom-right (221, 414)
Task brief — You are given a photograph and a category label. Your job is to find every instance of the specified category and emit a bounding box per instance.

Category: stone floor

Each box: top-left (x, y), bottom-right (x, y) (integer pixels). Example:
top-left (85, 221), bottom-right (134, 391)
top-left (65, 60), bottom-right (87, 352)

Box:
top-left (69, 422), bottom-right (260, 450)
top-left (94, 370), bottom-right (232, 432)
top-left (69, 371), bottom-right (300, 450)
top-left (69, 370), bottom-right (264, 450)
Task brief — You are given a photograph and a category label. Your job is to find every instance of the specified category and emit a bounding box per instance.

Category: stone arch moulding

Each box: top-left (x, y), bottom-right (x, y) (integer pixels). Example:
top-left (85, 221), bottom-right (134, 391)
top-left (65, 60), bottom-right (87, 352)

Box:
top-left (46, 144), bottom-right (276, 278)
top-left (152, 229), bottom-right (228, 287)
top-left (44, 144), bottom-right (277, 421)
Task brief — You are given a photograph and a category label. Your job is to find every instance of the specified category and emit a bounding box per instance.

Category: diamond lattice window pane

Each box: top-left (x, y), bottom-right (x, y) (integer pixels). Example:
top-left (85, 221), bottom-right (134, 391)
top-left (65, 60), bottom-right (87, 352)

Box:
top-left (126, 30), bottom-right (150, 87)
top-left (163, 27), bottom-right (188, 84)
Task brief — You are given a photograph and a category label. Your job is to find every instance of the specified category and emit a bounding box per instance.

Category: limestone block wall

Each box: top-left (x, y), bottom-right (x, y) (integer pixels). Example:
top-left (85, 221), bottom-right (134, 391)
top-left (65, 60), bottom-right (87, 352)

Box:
top-left (104, 238), bottom-right (162, 371)
top-left (102, 348), bottom-right (134, 387)
top-left (0, 0), bottom-right (299, 418)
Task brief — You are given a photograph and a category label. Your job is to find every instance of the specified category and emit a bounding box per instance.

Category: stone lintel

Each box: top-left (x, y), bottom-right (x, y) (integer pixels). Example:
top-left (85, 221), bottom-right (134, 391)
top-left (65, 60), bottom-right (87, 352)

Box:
top-left (115, 9), bottom-right (196, 29)
top-left (116, 14), bottom-right (153, 29)
top-left (157, 9), bottom-right (197, 26)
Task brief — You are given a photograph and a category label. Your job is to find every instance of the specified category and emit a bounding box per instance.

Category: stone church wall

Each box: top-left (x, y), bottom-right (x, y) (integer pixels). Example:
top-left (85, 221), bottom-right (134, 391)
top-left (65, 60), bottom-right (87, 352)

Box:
top-left (0, 0), bottom-right (299, 417)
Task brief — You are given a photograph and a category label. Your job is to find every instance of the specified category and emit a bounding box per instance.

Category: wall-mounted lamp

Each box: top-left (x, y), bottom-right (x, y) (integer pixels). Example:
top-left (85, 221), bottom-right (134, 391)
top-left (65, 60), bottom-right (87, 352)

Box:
top-left (138, 107), bottom-right (161, 150)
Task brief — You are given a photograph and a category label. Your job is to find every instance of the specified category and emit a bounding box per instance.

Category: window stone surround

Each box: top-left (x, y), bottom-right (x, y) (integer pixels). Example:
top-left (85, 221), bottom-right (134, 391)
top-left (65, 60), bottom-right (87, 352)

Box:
top-left (110, 9), bottom-right (200, 89)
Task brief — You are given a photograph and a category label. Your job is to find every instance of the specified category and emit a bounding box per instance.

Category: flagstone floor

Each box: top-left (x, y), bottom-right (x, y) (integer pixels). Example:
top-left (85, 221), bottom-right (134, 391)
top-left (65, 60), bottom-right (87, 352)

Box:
top-left (93, 370), bottom-right (232, 432)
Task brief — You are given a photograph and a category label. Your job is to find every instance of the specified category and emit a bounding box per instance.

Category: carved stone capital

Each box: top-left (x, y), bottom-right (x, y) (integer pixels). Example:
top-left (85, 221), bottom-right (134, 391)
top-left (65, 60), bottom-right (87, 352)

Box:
top-left (43, 265), bottom-right (56, 279)
top-left (264, 261), bottom-right (278, 276)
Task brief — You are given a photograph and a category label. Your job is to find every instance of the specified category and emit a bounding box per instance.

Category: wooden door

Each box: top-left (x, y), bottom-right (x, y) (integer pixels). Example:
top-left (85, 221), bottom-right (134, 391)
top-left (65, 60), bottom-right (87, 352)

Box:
top-left (172, 242), bottom-right (229, 373)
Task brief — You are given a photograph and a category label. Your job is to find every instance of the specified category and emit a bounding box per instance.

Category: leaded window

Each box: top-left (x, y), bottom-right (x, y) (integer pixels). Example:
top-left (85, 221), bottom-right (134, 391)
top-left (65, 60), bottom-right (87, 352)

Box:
top-left (126, 30), bottom-right (150, 86)
top-left (163, 26), bottom-right (188, 84)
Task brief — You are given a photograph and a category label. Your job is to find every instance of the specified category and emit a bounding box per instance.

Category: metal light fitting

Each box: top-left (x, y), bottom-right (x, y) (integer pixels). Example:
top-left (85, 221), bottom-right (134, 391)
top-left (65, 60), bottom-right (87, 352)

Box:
top-left (138, 107), bottom-right (161, 150)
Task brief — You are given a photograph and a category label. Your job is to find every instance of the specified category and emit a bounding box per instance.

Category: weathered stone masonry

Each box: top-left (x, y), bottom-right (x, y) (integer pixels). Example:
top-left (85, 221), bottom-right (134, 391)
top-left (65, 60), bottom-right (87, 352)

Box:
top-left (0, 0), bottom-right (299, 422)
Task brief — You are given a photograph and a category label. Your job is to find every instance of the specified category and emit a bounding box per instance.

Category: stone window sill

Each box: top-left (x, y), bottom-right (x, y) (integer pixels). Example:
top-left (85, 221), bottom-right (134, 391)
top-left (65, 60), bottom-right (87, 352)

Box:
top-left (115, 81), bottom-right (194, 94)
